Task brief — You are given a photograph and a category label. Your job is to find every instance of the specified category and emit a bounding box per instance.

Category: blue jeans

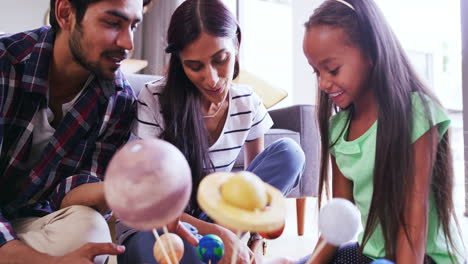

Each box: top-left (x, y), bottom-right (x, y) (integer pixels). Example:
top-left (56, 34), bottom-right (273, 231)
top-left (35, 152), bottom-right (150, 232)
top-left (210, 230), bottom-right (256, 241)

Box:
top-left (117, 138), bottom-right (305, 264)
top-left (246, 138), bottom-right (304, 196)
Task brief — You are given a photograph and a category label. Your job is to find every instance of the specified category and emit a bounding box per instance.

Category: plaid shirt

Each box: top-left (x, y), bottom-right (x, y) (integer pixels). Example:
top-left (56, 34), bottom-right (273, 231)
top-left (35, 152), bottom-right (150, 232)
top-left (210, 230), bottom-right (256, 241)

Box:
top-left (0, 27), bottom-right (135, 246)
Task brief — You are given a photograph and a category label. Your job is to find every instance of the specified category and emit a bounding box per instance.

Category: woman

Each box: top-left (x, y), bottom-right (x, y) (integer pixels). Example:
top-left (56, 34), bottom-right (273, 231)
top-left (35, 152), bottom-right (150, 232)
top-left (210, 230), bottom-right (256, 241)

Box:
top-left (117, 0), bottom-right (304, 263)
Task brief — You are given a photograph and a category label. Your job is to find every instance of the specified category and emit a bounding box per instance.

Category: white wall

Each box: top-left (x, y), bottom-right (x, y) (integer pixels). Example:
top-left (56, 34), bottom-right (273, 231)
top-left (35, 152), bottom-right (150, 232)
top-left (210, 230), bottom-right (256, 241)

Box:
top-left (0, 0), bottom-right (50, 33)
top-left (136, 0), bottom-right (183, 75)
top-left (237, 0), bottom-right (322, 107)
top-left (291, 0), bottom-right (323, 106)
top-left (376, 0), bottom-right (462, 111)
top-left (241, 0), bottom-right (293, 108)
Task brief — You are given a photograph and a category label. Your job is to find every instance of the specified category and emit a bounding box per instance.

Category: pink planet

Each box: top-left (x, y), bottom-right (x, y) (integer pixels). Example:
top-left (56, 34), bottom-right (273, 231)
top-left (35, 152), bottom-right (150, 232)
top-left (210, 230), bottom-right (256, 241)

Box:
top-left (104, 138), bottom-right (192, 230)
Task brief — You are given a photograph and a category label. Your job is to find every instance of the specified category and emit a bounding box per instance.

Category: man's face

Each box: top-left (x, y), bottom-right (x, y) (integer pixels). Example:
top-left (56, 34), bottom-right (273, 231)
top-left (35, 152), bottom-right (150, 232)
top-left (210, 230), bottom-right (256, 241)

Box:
top-left (69, 0), bottom-right (143, 80)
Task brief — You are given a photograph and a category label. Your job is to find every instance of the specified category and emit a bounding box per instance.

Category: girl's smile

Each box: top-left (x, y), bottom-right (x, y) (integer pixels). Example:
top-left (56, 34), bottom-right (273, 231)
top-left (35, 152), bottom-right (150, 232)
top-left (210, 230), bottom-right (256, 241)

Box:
top-left (303, 25), bottom-right (375, 114)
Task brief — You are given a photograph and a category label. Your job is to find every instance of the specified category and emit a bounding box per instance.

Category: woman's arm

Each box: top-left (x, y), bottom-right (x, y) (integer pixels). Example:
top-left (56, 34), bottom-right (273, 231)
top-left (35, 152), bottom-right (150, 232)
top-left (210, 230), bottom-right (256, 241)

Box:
top-left (310, 156), bottom-right (354, 264)
top-left (396, 127), bottom-right (437, 264)
top-left (180, 213), bottom-right (254, 264)
top-left (243, 137), bottom-right (264, 169)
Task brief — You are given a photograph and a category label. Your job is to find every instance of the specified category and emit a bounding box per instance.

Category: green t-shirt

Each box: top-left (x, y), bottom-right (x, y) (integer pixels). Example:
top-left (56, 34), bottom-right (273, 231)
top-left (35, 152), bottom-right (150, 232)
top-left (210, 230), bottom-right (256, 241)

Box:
top-left (329, 92), bottom-right (463, 263)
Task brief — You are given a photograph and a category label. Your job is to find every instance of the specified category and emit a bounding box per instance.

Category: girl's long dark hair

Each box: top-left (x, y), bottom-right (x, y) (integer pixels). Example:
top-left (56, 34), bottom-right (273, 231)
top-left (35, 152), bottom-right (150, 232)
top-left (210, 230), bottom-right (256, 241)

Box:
top-left (160, 0), bottom-right (241, 216)
top-left (306, 0), bottom-right (460, 260)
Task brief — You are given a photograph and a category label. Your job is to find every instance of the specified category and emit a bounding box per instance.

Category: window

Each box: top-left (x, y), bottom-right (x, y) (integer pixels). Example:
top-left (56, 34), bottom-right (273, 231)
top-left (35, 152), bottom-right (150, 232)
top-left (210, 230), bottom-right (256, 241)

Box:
top-left (376, 0), bottom-right (462, 111)
top-left (236, 0), bottom-right (462, 109)
top-left (238, 0), bottom-right (294, 107)
top-left (221, 0), bottom-right (237, 16)
top-left (236, 0), bottom-right (325, 107)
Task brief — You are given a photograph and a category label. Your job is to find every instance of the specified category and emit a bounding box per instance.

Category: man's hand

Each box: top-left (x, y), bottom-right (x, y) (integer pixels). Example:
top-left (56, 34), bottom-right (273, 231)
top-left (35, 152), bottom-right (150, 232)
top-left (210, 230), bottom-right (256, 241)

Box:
top-left (52, 242), bottom-right (125, 264)
top-left (0, 240), bottom-right (124, 264)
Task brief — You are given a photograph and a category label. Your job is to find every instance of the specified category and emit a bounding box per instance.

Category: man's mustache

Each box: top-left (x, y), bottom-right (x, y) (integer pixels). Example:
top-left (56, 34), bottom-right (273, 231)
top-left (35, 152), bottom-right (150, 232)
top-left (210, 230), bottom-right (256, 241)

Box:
top-left (102, 50), bottom-right (129, 59)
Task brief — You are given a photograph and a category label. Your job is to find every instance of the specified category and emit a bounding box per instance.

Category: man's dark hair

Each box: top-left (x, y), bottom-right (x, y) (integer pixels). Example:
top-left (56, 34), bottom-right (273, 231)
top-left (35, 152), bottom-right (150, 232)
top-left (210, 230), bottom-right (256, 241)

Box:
top-left (49, 0), bottom-right (151, 32)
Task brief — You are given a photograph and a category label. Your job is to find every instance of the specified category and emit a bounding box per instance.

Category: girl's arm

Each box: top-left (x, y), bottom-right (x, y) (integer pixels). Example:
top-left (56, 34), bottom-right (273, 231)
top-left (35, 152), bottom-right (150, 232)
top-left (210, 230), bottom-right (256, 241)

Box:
top-left (243, 137), bottom-right (265, 169)
top-left (396, 127), bottom-right (437, 264)
top-left (311, 156), bottom-right (354, 264)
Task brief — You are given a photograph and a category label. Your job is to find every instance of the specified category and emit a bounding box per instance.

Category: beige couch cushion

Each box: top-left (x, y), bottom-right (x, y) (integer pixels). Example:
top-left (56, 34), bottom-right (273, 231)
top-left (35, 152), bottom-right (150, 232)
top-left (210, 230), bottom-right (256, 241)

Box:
top-left (233, 70), bottom-right (288, 109)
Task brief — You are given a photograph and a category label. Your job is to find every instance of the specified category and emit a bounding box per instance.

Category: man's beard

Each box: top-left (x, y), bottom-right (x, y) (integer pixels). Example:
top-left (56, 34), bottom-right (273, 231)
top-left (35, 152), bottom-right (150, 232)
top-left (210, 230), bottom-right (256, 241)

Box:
top-left (69, 24), bottom-right (126, 80)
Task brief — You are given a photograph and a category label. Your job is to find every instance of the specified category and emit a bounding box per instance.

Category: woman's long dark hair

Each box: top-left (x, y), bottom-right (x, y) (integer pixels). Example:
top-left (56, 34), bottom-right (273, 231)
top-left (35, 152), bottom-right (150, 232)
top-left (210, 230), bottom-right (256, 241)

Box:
top-left (160, 0), bottom-right (241, 216)
top-left (306, 0), bottom-right (460, 260)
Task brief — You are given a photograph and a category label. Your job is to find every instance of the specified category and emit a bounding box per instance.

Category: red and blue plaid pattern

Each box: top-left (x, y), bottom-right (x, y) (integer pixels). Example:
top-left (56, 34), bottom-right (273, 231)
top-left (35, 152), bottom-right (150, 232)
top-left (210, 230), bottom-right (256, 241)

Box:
top-left (0, 27), bottom-right (135, 246)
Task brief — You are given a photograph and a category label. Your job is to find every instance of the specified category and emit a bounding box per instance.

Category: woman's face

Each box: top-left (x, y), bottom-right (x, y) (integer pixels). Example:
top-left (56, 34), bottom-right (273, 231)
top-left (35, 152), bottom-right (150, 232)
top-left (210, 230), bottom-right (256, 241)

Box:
top-left (180, 32), bottom-right (238, 105)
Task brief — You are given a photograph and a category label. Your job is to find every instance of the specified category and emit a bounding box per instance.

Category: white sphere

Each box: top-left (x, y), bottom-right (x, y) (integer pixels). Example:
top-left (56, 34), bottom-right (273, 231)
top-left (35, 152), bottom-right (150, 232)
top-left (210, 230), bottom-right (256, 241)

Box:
top-left (104, 139), bottom-right (192, 230)
top-left (319, 198), bottom-right (360, 246)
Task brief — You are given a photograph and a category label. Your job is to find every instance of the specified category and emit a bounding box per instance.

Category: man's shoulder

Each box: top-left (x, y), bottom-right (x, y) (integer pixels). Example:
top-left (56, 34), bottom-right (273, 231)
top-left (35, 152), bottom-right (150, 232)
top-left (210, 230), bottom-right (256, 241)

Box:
top-left (0, 27), bottom-right (53, 64)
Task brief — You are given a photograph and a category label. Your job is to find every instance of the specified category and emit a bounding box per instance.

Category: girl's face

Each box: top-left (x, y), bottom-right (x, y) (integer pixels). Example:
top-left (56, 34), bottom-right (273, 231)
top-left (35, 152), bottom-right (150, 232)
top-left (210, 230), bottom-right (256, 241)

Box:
top-left (303, 25), bottom-right (373, 109)
top-left (180, 32), bottom-right (238, 105)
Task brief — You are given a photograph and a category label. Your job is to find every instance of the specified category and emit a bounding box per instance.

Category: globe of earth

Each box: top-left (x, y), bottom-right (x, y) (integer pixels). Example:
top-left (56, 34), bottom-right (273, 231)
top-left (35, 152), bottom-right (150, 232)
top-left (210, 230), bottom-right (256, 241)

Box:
top-left (196, 234), bottom-right (225, 264)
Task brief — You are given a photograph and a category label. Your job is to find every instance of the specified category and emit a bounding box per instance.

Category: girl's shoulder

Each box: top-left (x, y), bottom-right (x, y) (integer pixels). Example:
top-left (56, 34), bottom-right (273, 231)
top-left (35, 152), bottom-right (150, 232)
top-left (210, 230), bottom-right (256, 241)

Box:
top-left (410, 91), bottom-right (450, 143)
top-left (410, 91), bottom-right (444, 115)
top-left (329, 109), bottom-right (351, 146)
top-left (330, 109), bottom-right (351, 132)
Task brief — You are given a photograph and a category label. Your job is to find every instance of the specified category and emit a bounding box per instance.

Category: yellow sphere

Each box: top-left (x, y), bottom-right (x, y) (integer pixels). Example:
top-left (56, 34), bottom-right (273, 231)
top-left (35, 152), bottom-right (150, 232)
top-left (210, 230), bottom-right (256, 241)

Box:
top-left (220, 171), bottom-right (268, 211)
top-left (153, 233), bottom-right (184, 264)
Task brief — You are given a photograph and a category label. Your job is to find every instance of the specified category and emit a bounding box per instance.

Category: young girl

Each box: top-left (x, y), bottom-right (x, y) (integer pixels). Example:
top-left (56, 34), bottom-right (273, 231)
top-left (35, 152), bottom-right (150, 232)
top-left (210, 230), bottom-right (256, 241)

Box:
top-left (116, 0), bottom-right (304, 263)
top-left (300, 0), bottom-right (464, 263)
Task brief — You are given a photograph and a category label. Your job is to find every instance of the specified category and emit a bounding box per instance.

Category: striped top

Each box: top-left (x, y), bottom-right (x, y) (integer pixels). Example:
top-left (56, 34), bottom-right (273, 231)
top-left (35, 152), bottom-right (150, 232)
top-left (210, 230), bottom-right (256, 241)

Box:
top-left (133, 79), bottom-right (273, 172)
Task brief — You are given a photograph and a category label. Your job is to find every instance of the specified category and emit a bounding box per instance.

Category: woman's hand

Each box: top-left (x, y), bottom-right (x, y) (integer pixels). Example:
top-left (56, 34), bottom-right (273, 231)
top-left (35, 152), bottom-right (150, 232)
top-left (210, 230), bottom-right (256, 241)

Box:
top-left (214, 225), bottom-right (256, 264)
top-left (166, 218), bottom-right (199, 247)
top-left (179, 213), bottom-right (260, 263)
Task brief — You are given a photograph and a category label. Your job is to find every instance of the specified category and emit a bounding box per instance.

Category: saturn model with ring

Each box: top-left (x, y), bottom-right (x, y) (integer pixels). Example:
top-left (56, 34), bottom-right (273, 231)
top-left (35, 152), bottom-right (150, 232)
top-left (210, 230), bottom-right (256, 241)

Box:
top-left (197, 171), bottom-right (286, 233)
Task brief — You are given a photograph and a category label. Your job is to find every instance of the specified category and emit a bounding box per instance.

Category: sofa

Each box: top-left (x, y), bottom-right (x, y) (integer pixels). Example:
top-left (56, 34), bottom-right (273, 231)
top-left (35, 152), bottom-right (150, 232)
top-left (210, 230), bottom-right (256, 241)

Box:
top-left (125, 73), bottom-right (320, 236)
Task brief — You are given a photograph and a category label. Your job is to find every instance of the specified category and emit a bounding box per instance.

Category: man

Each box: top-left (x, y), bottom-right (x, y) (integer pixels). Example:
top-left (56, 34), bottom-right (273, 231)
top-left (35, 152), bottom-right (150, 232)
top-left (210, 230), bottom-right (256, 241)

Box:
top-left (0, 0), bottom-right (142, 263)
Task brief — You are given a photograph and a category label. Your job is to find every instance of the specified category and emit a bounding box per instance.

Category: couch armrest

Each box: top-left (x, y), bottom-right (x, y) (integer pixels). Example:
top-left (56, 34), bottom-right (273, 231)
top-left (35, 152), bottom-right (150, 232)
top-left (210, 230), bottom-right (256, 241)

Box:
top-left (268, 105), bottom-right (320, 197)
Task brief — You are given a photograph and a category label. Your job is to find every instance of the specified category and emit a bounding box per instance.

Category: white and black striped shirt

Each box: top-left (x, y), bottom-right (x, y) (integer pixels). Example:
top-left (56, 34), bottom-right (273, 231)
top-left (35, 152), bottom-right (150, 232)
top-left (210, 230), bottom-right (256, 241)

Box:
top-left (133, 79), bottom-right (273, 172)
